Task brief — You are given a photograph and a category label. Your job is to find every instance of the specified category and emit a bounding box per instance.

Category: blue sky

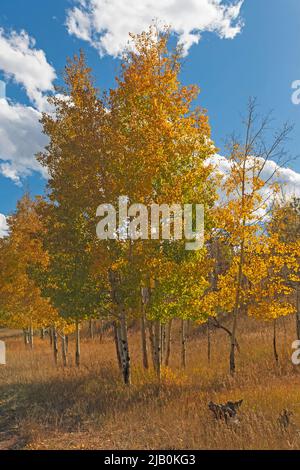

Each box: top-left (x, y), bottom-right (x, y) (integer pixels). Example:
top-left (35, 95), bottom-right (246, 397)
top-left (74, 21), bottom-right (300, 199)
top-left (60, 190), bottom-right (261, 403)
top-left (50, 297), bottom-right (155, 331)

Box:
top-left (0, 0), bottom-right (300, 228)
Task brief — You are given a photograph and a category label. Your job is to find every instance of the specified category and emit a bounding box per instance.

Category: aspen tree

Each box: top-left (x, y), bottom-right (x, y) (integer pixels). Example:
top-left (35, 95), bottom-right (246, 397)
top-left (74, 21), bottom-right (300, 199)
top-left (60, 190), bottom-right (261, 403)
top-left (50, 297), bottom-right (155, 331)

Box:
top-left (208, 99), bottom-right (293, 374)
top-left (269, 198), bottom-right (300, 339)
top-left (36, 53), bottom-right (109, 367)
top-left (99, 26), bottom-right (216, 380)
top-left (0, 196), bottom-right (59, 337)
top-left (33, 27), bottom-right (216, 381)
top-left (245, 233), bottom-right (300, 361)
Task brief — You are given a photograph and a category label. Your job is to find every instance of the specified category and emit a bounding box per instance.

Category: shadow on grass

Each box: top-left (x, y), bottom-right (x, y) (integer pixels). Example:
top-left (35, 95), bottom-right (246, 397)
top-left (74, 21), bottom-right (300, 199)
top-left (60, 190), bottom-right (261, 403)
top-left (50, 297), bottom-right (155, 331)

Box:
top-left (0, 365), bottom-right (181, 436)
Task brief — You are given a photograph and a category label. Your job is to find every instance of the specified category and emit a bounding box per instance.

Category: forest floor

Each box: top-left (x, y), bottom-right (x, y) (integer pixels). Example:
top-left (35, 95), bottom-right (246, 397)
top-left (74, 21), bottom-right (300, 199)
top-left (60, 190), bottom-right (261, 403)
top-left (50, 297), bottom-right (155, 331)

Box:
top-left (1, 316), bottom-right (300, 450)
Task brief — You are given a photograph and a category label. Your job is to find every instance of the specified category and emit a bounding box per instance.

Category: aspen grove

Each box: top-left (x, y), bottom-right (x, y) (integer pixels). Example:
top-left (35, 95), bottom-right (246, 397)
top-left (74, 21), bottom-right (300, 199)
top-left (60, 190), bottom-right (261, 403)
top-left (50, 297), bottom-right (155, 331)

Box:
top-left (1, 27), bottom-right (300, 386)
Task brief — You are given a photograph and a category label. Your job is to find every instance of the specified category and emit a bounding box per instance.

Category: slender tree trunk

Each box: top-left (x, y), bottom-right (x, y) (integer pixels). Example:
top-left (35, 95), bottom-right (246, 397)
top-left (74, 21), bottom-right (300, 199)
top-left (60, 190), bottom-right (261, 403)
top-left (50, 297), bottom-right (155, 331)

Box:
top-left (119, 310), bottom-right (131, 385)
top-left (148, 321), bottom-right (156, 369)
top-left (230, 140), bottom-right (248, 376)
top-left (164, 319), bottom-right (172, 367)
top-left (49, 327), bottom-right (53, 346)
top-left (140, 311), bottom-right (149, 369)
top-left (61, 334), bottom-right (68, 367)
top-left (65, 335), bottom-right (69, 354)
top-left (154, 320), bottom-right (161, 382)
top-left (230, 239), bottom-right (244, 375)
top-left (29, 323), bottom-right (34, 349)
top-left (75, 320), bottom-right (80, 367)
top-left (161, 323), bottom-right (165, 366)
top-left (99, 319), bottom-right (104, 343)
top-left (23, 329), bottom-right (29, 347)
top-left (109, 269), bottom-right (130, 384)
top-left (89, 319), bottom-right (94, 339)
top-left (113, 321), bottom-right (122, 370)
top-left (40, 328), bottom-right (45, 340)
top-left (296, 287), bottom-right (300, 340)
top-left (53, 327), bottom-right (58, 365)
top-left (273, 319), bottom-right (279, 365)
top-left (181, 319), bottom-right (187, 369)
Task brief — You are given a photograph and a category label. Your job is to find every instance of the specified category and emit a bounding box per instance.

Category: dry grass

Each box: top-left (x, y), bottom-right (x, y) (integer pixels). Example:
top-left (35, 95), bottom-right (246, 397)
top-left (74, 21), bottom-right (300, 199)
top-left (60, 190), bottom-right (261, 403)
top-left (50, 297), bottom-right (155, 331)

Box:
top-left (1, 316), bottom-right (300, 450)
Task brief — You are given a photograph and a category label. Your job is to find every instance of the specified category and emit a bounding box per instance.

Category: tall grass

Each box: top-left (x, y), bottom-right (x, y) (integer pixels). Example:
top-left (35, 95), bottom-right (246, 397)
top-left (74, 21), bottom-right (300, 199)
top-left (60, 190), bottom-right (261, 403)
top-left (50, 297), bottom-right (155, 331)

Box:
top-left (1, 316), bottom-right (300, 449)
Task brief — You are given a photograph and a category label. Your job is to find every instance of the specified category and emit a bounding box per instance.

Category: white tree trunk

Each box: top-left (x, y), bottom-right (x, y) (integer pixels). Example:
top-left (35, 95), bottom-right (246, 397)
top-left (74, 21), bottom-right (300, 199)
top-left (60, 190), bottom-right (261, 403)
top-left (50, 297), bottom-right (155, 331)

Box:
top-left (113, 321), bottom-right (122, 370)
top-left (118, 310), bottom-right (131, 385)
top-left (29, 323), bottom-right (34, 349)
top-left (23, 329), bottom-right (29, 347)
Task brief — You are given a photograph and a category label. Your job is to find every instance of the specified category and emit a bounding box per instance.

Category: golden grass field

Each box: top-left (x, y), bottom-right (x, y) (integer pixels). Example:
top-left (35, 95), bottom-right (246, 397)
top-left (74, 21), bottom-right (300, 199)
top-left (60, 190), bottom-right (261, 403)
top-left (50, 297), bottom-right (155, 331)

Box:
top-left (1, 316), bottom-right (300, 450)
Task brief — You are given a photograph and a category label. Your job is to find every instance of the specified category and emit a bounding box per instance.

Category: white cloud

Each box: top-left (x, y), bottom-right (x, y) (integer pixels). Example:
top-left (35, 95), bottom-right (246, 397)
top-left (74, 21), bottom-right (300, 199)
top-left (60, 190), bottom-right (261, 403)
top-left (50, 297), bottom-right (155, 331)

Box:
top-left (0, 214), bottom-right (8, 238)
top-left (0, 28), bottom-right (56, 183)
top-left (210, 154), bottom-right (300, 217)
top-left (0, 98), bottom-right (48, 183)
top-left (261, 161), bottom-right (300, 200)
top-left (211, 155), bottom-right (300, 196)
top-left (0, 28), bottom-right (56, 111)
top-left (66, 0), bottom-right (244, 57)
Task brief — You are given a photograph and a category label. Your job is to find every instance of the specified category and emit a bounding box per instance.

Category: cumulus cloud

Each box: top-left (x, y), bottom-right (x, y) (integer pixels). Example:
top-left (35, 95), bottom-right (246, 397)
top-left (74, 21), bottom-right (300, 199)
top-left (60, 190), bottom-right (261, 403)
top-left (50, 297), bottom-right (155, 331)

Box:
top-left (211, 155), bottom-right (300, 196)
top-left (66, 0), bottom-right (244, 57)
top-left (0, 28), bottom-right (55, 183)
top-left (0, 97), bottom-right (48, 183)
top-left (258, 160), bottom-right (300, 200)
top-left (0, 214), bottom-right (8, 238)
top-left (0, 28), bottom-right (56, 111)
top-left (210, 154), bottom-right (300, 217)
